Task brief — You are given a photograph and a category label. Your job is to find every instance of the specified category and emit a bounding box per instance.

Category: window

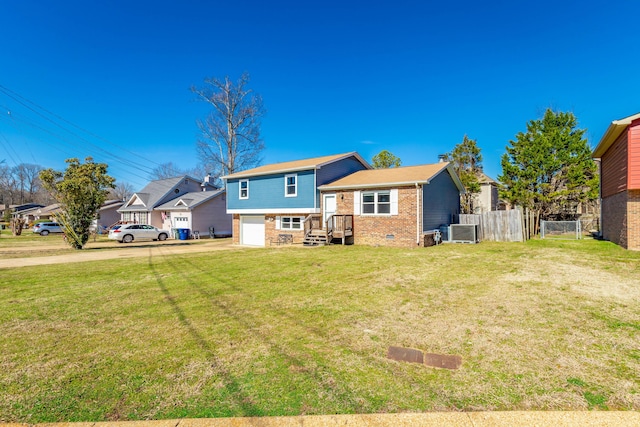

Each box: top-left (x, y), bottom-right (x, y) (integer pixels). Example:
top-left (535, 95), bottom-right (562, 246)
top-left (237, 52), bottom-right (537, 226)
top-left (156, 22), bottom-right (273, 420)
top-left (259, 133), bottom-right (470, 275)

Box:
top-left (285, 174), bottom-right (297, 197)
top-left (138, 212), bottom-right (149, 224)
top-left (280, 216), bottom-right (302, 230)
top-left (239, 179), bottom-right (249, 199)
top-left (362, 191), bottom-right (391, 215)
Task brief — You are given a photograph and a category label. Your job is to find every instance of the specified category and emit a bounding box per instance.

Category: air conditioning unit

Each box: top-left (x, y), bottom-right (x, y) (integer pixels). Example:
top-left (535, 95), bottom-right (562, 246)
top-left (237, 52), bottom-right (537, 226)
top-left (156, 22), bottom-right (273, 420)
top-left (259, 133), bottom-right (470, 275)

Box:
top-left (449, 224), bottom-right (479, 243)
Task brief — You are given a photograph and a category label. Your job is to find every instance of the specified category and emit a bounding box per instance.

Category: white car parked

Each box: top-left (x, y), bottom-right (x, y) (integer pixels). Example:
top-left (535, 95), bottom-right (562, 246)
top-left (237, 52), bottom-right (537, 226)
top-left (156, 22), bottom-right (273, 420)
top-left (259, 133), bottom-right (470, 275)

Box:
top-left (108, 224), bottom-right (169, 243)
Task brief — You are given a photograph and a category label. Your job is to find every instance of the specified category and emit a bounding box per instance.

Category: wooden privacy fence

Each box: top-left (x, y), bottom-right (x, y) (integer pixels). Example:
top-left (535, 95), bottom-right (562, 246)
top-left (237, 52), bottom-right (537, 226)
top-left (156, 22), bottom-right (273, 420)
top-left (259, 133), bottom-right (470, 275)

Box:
top-left (459, 209), bottom-right (525, 242)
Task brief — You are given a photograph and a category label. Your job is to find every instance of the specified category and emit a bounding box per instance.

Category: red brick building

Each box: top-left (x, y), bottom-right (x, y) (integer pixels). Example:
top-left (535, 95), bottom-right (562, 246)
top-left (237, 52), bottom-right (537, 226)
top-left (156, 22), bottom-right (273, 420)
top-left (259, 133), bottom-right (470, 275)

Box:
top-left (592, 112), bottom-right (640, 250)
top-left (318, 163), bottom-right (464, 247)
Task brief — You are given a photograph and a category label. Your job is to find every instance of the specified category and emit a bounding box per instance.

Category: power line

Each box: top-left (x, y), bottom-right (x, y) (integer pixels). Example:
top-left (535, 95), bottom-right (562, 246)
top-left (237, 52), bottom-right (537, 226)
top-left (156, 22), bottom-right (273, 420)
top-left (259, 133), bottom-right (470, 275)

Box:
top-left (0, 85), bottom-right (167, 165)
top-left (0, 85), bottom-right (207, 190)
top-left (0, 85), bottom-right (172, 185)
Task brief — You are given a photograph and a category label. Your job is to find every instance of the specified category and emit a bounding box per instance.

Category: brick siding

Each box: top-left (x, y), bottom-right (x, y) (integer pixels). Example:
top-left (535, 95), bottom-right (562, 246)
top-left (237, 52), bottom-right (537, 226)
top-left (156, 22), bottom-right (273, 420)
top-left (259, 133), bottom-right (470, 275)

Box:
top-left (232, 214), bottom-right (241, 245)
top-left (264, 214), bottom-right (306, 245)
top-left (329, 186), bottom-right (423, 247)
top-left (628, 190), bottom-right (640, 250)
top-left (601, 183), bottom-right (640, 251)
top-left (232, 213), bottom-right (307, 245)
top-left (601, 190), bottom-right (628, 249)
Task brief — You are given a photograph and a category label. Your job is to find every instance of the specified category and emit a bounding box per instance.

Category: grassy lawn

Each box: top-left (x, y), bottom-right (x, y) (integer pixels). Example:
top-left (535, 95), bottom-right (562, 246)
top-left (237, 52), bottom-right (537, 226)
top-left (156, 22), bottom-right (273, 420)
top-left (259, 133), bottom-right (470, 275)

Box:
top-left (0, 239), bottom-right (639, 422)
top-left (0, 232), bottom-right (211, 259)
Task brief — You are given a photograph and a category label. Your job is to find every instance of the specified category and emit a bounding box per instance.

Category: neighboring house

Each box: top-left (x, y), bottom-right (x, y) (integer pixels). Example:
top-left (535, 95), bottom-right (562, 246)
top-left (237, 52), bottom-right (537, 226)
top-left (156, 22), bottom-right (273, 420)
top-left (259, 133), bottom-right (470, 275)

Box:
top-left (10, 203), bottom-right (45, 224)
top-left (592, 112), bottom-right (640, 250)
top-left (93, 200), bottom-right (125, 233)
top-left (118, 175), bottom-right (230, 237)
top-left (223, 152), bottom-right (370, 246)
top-left (32, 204), bottom-right (62, 221)
top-left (155, 189), bottom-right (230, 237)
top-left (473, 172), bottom-right (500, 213)
top-left (318, 162), bottom-right (464, 247)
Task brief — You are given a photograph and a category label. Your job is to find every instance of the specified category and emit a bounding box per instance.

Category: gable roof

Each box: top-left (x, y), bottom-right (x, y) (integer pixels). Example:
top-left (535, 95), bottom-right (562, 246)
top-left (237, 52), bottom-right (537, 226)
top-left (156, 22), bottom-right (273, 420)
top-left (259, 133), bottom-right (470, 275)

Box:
top-left (37, 203), bottom-right (61, 214)
top-left (155, 189), bottom-right (225, 211)
top-left (222, 152), bottom-right (370, 180)
top-left (120, 175), bottom-right (201, 212)
top-left (99, 200), bottom-right (124, 212)
top-left (593, 112), bottom-right (640, 158)
top-left (318, 162), bottom-right (465, 192)
top-left (478, 172), bottom-right (497, 185)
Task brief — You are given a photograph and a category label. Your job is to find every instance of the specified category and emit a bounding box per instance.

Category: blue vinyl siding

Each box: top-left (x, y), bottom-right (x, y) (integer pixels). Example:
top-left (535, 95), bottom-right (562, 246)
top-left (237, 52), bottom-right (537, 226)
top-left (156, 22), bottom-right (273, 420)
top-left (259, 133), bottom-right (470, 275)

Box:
top-left (227, 169), bottom-right (316, 210)
top-left (423, 169), bottom-right (461, 231)
top-left (315, 155), bottom-right (369, 205)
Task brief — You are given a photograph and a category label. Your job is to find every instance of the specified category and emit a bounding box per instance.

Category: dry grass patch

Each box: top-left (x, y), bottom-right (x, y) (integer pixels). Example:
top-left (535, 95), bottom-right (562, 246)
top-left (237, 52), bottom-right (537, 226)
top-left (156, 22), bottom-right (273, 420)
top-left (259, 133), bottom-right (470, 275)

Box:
top-left (0, 239), bottom-right (638, 422)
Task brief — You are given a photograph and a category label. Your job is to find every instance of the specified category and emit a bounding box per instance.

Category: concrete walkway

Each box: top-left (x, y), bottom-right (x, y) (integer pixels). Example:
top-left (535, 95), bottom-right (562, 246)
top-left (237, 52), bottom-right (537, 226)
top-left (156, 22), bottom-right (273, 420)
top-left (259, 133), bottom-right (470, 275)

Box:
top-left (3, 412), bottom-right (639, 427)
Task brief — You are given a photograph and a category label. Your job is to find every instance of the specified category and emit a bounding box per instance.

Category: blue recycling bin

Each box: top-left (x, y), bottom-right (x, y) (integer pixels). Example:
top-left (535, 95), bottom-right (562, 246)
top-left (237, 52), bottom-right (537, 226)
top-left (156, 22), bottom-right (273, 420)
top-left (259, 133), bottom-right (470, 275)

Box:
top-left (178, 228), bottom-right (190, 240)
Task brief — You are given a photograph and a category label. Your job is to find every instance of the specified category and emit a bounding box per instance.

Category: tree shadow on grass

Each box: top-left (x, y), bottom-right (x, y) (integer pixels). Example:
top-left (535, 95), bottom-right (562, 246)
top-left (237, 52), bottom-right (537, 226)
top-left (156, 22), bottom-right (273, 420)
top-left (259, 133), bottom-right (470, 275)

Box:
top-left (147, 254), bottom-right (263, 417)
top-left (151, 250), bottom-right (367, 415)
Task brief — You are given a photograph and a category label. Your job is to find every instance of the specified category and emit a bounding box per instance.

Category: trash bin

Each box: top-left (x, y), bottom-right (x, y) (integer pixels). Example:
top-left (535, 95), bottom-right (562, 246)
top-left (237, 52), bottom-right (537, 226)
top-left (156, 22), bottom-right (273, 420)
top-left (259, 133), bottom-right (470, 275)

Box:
top-left (178, 228), bottom-right (190, 240)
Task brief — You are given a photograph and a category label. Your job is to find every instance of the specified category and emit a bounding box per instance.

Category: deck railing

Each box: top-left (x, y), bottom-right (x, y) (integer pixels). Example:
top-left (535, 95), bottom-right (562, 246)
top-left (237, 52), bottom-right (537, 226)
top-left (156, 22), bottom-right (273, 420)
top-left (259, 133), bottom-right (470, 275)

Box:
top-left (326, 215), bottom-right (353, 239)
top-left (305, 214), bottom-right (353, 244)
top-left (304, 214), bottom-right (322, 235)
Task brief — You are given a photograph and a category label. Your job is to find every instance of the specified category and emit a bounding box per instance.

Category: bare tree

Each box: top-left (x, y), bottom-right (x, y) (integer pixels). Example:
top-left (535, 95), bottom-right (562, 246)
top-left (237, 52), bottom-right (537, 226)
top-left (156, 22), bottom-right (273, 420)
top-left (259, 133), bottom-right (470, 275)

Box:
top-left (14, 163), bottom-right (43, 203)
top-left (149, 162), bottom-right (206, 181)
top-left (0, 163), bottom-right (45, 205)
top-left (0, 163), bottom-right (15, 205)
top-left (110, 181), bottom-right (135, 201)
top-left (149, 162), bottom-right (186, 180)
top-left (191, 72), bottom-right (265, 178)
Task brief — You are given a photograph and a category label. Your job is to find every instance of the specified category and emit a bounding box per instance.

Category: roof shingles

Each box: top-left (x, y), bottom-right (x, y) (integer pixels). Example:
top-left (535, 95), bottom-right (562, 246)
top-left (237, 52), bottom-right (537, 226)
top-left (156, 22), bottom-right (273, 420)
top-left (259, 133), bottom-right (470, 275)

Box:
top-left (223, 152), bottom-right (365, 179)
top-left (319, 162), bottom-right (453, 189)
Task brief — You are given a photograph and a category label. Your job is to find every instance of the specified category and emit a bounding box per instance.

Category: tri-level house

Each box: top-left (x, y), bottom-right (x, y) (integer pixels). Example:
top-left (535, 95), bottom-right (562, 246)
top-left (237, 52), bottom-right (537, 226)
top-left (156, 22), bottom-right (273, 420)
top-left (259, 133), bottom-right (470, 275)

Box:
top-left (222, 152), bottom-right (370, 246)
top-left (118, 175), bottom-right (231, 237)
top-left (223, 152), bottom-right (464, 247)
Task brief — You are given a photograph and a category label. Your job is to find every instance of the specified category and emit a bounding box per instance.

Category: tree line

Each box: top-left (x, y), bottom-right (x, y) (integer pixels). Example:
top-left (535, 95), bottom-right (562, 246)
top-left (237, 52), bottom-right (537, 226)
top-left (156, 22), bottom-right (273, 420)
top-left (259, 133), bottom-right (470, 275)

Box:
top-left (372, 108), bottom-right (599, 226)
top-left (0, 162), bottom-right (51, 206)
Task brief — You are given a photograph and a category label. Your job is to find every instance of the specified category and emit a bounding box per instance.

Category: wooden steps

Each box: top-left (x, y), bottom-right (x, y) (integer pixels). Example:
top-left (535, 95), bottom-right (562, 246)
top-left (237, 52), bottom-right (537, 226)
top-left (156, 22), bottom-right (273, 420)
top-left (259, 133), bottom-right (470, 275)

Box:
top-left (303, 230), bottom-right (328, 246)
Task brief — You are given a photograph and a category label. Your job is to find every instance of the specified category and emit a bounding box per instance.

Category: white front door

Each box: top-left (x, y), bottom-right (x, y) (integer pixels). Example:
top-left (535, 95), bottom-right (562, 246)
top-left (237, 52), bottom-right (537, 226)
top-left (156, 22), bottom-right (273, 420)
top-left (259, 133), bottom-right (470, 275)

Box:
top-left (240, 215), bottom-right (265, 246)
top-left (323, 194), bottom-right (337, 229)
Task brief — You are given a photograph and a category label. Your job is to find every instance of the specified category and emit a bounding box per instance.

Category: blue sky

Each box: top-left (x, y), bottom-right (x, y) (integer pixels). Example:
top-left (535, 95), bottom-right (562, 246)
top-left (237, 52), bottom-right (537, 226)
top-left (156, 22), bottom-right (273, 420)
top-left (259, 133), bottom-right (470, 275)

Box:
top-left (1, 0), bottom-right (639, 190)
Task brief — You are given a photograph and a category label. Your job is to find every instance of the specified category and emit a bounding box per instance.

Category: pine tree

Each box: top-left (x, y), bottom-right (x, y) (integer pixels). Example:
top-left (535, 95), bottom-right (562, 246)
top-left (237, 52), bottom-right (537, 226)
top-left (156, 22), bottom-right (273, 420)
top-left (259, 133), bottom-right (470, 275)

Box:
top-left (445, 135), bottom-right (483, 213)
top-left (499, 109), bottom-right (598, 225)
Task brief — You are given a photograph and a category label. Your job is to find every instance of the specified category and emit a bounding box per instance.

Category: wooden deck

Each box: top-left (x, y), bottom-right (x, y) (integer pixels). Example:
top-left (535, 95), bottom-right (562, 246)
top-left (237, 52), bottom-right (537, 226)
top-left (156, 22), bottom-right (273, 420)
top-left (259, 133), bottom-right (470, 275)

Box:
top-left (303, 214), bottom-right (353, 246)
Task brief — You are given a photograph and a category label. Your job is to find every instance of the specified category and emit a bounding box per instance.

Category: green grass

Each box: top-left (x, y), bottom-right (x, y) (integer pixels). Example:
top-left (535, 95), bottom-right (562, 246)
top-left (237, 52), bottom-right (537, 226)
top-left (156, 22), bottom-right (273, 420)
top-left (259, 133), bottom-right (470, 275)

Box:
top-left (0, 232), bottom-right (210, 258)
top-left (1, 239), bottom-right (639, 422)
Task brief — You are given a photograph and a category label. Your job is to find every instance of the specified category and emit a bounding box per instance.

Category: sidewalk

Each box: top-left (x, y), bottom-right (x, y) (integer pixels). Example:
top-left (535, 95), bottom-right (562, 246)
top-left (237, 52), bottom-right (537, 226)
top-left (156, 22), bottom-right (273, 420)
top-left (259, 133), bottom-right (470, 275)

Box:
top-left (3, 412), bottom-right (639, 427)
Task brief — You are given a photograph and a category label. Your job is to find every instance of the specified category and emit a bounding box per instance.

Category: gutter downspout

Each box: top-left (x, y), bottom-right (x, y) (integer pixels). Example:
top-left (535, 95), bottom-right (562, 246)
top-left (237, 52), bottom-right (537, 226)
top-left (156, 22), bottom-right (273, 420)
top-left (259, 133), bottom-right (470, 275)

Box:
top-left (416, 183), bottom-right (421, 245)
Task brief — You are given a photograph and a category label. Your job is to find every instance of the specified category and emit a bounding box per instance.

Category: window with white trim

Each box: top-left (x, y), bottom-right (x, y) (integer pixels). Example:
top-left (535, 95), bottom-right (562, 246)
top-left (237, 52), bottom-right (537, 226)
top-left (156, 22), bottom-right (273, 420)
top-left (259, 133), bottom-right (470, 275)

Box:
top-left (280, 216), bottom-right (302, 230)
top-left (239, 179), bottom-right (249, 199)
top-left (362, 191), bottom-right (391, 214)
top-left (285, 174), bottom-right (297, 197)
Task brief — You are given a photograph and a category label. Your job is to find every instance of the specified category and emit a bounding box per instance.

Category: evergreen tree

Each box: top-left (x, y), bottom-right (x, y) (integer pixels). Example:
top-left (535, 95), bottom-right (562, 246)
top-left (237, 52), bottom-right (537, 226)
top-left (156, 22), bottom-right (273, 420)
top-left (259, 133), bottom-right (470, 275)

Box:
top-left (445, 135), bottom-right (483, 213)
top-left (499, 109), bottom-right (598, 224)
top-left (372, 150), bottom-right (402, 168)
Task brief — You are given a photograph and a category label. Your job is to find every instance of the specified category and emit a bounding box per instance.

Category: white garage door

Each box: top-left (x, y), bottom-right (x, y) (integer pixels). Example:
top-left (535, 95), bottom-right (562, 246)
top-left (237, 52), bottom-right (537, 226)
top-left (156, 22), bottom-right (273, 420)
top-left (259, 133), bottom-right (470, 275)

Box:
top-left (240, 215), bottom-right (265, 246)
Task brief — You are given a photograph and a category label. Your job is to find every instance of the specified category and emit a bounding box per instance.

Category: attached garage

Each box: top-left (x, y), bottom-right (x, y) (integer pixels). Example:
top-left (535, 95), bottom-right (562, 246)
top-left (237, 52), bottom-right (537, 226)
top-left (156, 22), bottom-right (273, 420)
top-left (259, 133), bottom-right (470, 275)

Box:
top-left (240, 215), bottom-right (265, 246)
